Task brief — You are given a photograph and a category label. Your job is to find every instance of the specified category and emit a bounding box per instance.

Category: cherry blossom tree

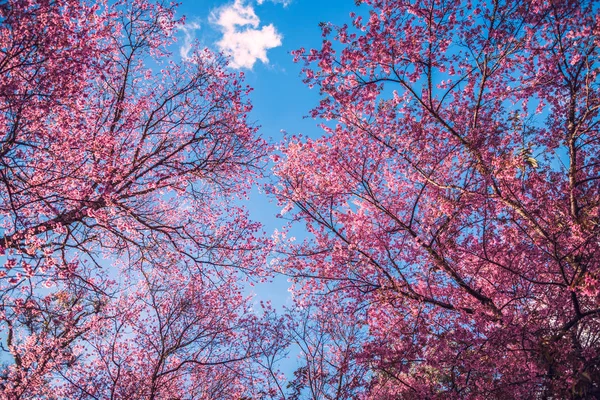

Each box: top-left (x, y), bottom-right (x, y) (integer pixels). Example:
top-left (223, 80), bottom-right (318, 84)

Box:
top-left (283, 304), bottom-right (371, 400)
top-left (252, 302), bottom-right (373, 400)
top-left (0, 0), bottom-right (270, 397)
top-left (275, 0), bottom-right (600, 398)
top-left (55, 266), bottom-right (266, 399)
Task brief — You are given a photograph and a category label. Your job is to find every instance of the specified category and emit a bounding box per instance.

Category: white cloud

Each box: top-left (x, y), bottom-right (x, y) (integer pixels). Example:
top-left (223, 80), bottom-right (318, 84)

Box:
top-left (179, 21), bottom-right (201, 60)
top-left (211, 0), bottom-right (282, 69)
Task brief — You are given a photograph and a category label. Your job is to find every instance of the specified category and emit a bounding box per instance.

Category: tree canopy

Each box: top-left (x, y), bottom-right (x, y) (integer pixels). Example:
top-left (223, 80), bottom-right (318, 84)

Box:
top-left (275, 0), bottom-right (600, 398)
top-left (1, 0), bottom-right (599, 399)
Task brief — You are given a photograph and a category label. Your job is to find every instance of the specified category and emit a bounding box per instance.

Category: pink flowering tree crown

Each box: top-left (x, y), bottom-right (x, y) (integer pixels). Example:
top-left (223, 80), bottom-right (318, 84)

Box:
top-left (275, 0), bottom-right (600, 398)
top-left (0, 0), bottom-right (273, 397)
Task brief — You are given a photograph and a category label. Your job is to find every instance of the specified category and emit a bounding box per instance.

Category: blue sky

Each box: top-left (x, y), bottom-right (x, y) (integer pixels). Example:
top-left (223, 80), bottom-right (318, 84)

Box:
top-left (176, 0), bottom-right (355, 141)
top-left (170, 1), bottom-right (362, 376)
top-left (172, 0), bottom-right (360, 306)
